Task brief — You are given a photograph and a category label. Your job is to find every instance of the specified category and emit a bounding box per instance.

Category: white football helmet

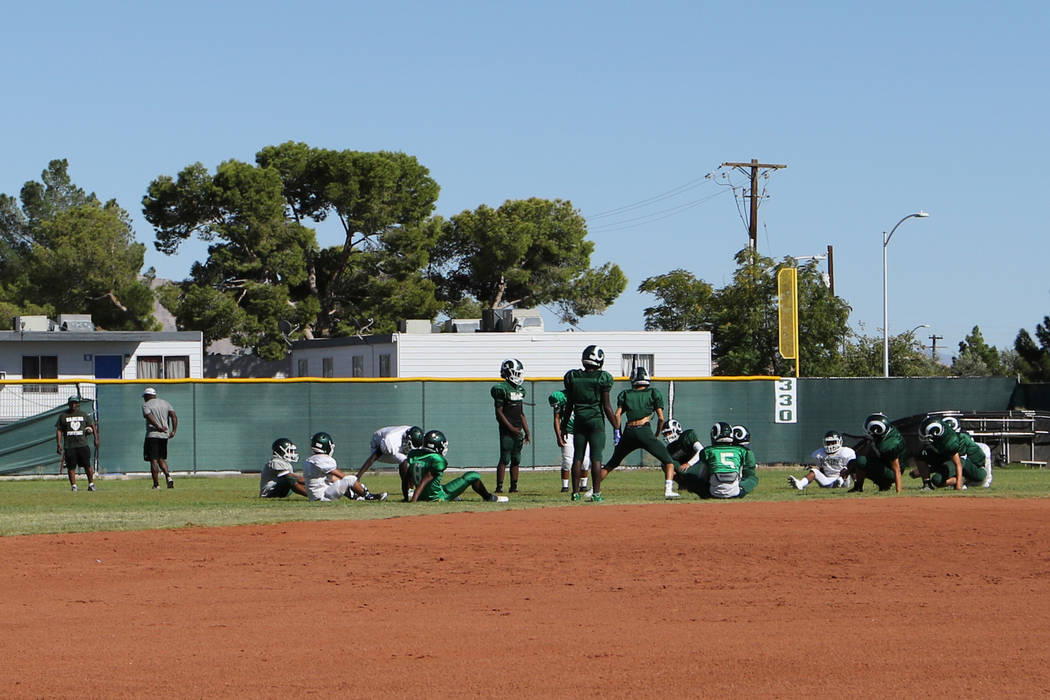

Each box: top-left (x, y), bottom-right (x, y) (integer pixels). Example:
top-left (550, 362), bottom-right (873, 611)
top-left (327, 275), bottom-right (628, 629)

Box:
top-left (661, 419), bottom-right (683, 442)
top-left (500, 358), bottom-right (525, 387)
top-left (823, 431), bottom-right (842, 455)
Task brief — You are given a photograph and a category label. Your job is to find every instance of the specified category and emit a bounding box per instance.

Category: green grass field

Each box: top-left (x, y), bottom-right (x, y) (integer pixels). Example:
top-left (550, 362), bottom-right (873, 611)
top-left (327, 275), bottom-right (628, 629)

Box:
top-left (2, 465), bottom-right (1049, 536)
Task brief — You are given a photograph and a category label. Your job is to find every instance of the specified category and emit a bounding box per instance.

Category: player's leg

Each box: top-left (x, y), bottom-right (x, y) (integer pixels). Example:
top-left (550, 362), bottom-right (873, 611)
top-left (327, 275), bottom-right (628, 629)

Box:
top-left (787, 468), bottom-right (819, 490)
top-left (495, 430), bottom-right (513, 492)
top-left (509, 434), bottom-right (523, 492)
top-left (570, 431), bottom-right (588, 499)
top-left (636, 428), bottom-right (679, 498)
top-left (559, 440), bottom-right (573, 492)
top-left (64, 450), bottom-right (77, 491)
top-left (587, 425), bottom-right (607, 502)
top-left (349, 475), bottom-right (387, 501)
top-left (845, 456), bottom-right (867, 492)
top-left (83, 447), bottom-right (96, 490)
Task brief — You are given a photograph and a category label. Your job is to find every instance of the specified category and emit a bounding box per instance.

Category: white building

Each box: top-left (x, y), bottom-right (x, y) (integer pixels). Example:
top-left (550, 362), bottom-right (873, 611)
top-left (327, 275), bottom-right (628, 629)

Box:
top-left (290, 324), bottom-right (712, 379)
top-left (0, 315), bottom-right (203, 421)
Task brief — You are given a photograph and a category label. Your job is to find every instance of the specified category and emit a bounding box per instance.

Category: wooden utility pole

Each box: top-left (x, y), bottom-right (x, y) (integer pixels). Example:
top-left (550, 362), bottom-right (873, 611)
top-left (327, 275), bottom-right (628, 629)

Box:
top-left (722, 158), bottom-right (787, 250)
top-left (826, 244), bottom-right (835, 296)
top-left (928, 334), bottom-right (943, 359)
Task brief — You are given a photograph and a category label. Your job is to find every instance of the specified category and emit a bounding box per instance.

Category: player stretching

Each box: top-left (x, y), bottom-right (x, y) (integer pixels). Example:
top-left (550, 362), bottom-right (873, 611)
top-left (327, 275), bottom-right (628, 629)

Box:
top-left (303, 432), bottom-right (387, 502)
top-left (407, 430), bottom-right (509, 503)
top-left (787, 431), bottom-right (857, 491)
top-left (673, 421), bottom-right (757, 499)
top-left (602, 367), bottom-right (680, 499)
top-left (841, 413), bottom-right (905, 493)
top-left (563, 345), bottom-right (619, 503)
top-left (661, 419), bottom-right (704, 473)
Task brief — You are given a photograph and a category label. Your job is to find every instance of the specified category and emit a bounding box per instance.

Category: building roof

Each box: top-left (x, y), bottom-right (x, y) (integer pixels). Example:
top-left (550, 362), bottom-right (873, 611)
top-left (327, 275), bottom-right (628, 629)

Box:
top-left (0, 330), bottom-right (203, 343)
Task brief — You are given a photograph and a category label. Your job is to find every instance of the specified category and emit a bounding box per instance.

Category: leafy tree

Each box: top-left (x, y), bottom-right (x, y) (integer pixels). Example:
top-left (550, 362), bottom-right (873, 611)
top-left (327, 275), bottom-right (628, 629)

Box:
top-left (430, 198), bottom-right (626, 325)
top-left (0, 160), bottom-right (155, 329)
top-left (841, 328), bottom-right (948, 377)
top-left (638, 269), bottom-right (713, 331)
top-left (1015, 318), bottom-right (1050, 382)
top-left (143, 144), bottom-right (443, 358)
top-left (952, 326), bottom-right (1006, 376)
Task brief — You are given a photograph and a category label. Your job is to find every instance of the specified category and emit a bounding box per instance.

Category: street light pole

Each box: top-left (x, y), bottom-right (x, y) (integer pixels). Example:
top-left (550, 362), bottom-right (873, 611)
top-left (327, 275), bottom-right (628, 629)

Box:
top-left (883, 211), bottom-right (930, 377)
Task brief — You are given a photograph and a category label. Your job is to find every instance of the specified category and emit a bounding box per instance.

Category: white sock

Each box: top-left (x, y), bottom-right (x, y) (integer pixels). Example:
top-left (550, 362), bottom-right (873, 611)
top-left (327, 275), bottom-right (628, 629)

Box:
top-left (799, 477), bottom-right (810, 488)
top-left (665, 479), bottom-right (675, 492)
top-left (580, 478), bottom-right (588, 489)
top-left (562, 478), bottom-right (570, 488)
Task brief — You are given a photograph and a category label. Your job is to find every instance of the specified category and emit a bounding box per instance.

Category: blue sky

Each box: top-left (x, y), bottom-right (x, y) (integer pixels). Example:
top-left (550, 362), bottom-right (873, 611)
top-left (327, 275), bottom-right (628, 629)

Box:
top-left (3, 1), bottom-right (1047, 362)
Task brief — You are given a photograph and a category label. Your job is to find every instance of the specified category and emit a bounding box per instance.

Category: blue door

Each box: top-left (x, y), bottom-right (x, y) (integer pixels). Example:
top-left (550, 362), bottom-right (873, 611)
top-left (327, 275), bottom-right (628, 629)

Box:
top-left (94, 355), bottom-right (123, 379)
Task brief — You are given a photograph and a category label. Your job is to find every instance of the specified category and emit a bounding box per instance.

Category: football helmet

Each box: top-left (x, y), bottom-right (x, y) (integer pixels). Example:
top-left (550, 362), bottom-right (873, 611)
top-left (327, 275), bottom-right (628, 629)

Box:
top-left (919, 416), bottom-right (946, 442)
top-left (864, 413), bottom-right (890, 438)
top-left (630, 366), bottom-right (651, 387)
top-left (582, 345), bottom-right (605, 369)
top-left (823, 430), bottom-right (842, 455)
top-left (500, 358), bottom-right (525, 387)
top-left (661, 419), bottom-right (683, 442)
top-left (272, 437), bottom-right (299, 462)
top-left (423, 429), bottom-right (449, 456)
top-left (941, 415), bottom-right (961, 432)
top-left (547, 390), bottom-right (566, 408)
top-left (310, 431), bottom-right (335, 455)
top-left (404, 426), bottom-right (425, 450)
top-left (711, 421), bottom-right (734, 444)
top-left (732, 424), bottom-right (751, 446)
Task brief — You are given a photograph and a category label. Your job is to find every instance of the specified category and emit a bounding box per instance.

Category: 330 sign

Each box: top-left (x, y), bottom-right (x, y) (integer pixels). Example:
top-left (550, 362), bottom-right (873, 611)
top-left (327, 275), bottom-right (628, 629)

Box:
top-left (774, 378), bottom-right (797, 424)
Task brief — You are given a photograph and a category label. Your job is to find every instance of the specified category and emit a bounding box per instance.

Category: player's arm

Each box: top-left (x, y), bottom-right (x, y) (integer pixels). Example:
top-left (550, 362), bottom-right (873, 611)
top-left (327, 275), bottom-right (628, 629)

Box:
top-left (739, 449), bottom-right (759, 495)
top-left (91, 420), bottom-right (99, 447)
top-left (520, 410), bottom-right (530, 444)
top-left (144, 410), bottom-right (168, 433)
top-left (653, 407), bottom-right (665, 437)
top-left (494, 400), bottom-right (519, 435)
top-left (553, 411), bottom-right (565, 448)
top-left (168, 409), bottom-right (178, 438)
top-left (684, 442), bottom-right (704, 468)
top-left (891, 457), bottom-right (903, 493)
top-left (602, 390), bottom-right (618, 430)
top-left (410, 471), bottom-right (434, 502)
top-left (55, 427), bottom-right (63, 454)
top-left (356, 450), bottom-right (381, 480)
top-left (952, 453), bottom-right (964, 490)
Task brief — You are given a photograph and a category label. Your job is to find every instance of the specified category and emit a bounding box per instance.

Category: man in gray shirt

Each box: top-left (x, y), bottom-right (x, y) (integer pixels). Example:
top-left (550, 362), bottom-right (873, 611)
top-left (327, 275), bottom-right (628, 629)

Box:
top-left (142, 387), bottom-right (177, 489)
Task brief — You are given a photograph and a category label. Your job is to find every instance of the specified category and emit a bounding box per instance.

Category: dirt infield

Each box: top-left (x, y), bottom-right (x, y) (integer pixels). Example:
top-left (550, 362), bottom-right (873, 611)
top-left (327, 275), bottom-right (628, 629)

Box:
top-left (4, 498), bottom-right (1050, 698)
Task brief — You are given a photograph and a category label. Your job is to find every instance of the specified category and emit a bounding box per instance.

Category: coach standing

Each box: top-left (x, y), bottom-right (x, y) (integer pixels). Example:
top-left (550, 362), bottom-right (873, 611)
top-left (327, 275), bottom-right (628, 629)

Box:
top-left (142, 387), bottom-right (177, 489)
top-left (56, 396), bottom-right (98, 492)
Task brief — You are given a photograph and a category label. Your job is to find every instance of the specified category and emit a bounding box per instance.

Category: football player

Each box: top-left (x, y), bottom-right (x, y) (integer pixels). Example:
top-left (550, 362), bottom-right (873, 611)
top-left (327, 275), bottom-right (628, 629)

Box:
top-left (302, 432), bottom-right (387, 502)
top-left (563, 345), bottom-right (619, 503)
top-left (548, 390), bottom-right (589, 493)
top-left (492, 358), bottom-right (530, 493)
top-left (841, 413), bottom-right (906, 493)
top-left (602, 367), bottom-right (680, 499)
top-left (661, 419), bottom-right (704, 472)
top-left (940, 415), bottom-right (993, 487)
top-left (259, 438), bottom-right (308, 498)
top-left (673, 421), bottom-right (758, 499)
top-left (914, 415), bottom-right (988, 491)
top-left (407, 430), bottom-right (509, 503)
top-left (787, 430), bottom-right (857, 491)
top-left (355, 425), bottom-right (425, 495)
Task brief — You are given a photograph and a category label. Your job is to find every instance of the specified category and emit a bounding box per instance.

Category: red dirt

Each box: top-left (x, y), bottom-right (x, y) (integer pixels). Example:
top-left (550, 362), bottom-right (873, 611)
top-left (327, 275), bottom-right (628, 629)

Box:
top-left (4, 499), bottom-right (1050, 698)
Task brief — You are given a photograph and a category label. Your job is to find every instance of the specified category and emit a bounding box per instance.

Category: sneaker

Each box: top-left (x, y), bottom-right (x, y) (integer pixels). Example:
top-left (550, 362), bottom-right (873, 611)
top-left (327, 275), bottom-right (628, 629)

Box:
top-left (87, 483), bottom-right (96, 492)
top-left (560, 486), bottom-right (570, 493)
top-left (509, 485), bottom-right (519, 493)
top-left (920, 482), bottom-right (935, 491)
top-left (589, 493), bottom-right (605, 503)
top-left (570, 492), bottom-right (581, 502)
top-left (494, 486), bottom-right (503, 494)
top-left (787, 475), bottom-right (804, 491)
top-left (407, 488), bottom-right (415, 500)
top-left (488, 494), bottom-right (509, 503)
top-left (365, 491), bottom-right (388, 501)
top-left (152, 485), bottom-right (160, 490)
top-left (664, 491), bottom-right (680, 500)
top-left (71, 484), bottom-right (78, 492)
top-left (166, 478), bottom-right (175, 489)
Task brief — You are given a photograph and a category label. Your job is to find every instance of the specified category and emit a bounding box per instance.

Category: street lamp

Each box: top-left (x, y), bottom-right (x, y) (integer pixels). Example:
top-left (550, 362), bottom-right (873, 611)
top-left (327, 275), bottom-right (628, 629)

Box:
top-left (883, 211), bottom-right (930, 377)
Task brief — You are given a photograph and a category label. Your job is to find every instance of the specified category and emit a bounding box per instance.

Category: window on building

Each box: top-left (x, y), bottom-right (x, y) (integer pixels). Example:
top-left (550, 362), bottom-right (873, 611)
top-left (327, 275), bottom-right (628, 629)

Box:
top-left (297, 359), bottom-right (309, 377)
top-left (352, 355), bottom-right (364, 378)
top-left (22, 355), bottom-right (58, 392)
top-left (137, 355), bottom-right (190, 379)
top-left (621, 353), bottom-right (654, 378)
top-left (378, 354), bottom-right (392, 377)
top-left (322, 357), bottom-right (334, 378)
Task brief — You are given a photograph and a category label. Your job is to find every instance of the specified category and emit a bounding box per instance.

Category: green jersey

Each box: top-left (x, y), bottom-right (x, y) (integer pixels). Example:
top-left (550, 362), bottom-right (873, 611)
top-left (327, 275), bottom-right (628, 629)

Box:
top-left (872, 425), bottom-right (907, 462)
top-left (548, 391), bottom-right (575, 434)
top-left (926, 426), bottom-right (985, 466)
top-left (615, 386), bottom-right (664, 423)
top-left (667, 429), bottom-right (703, 465)
top-left (407, 451), bottom-right (449, 502)
top-left (563, 368), bottom-right (614, 424)
top-left (491, 381), bottom-right (526, 429)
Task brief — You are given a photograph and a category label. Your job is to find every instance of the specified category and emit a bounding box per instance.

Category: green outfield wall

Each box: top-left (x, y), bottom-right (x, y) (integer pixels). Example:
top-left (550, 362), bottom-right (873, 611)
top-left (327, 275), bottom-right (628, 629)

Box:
top-left (0, 377), bottom-right (1020, 476)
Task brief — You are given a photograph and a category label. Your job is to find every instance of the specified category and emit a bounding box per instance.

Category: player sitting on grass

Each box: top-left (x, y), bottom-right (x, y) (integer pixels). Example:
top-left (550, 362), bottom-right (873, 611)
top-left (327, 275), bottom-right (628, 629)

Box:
top-left (661, 419), bottom-right (704, 473)
top-left (940, 415), bottom-right (993, 487)
top-left (912, 415), bottom-right (988, 491)
top-left (407, 430), bottom-right (509, 503)
top-left (841, 413), bottom-right (904, 493)
top-left (673, 421), bottom-right (757, 499)
top-left (787, 430), bottom-right (857, 491)
top-left (303, 432), bottom-right (387, 502)
top-left (260, 438), bottom-right (309, 498)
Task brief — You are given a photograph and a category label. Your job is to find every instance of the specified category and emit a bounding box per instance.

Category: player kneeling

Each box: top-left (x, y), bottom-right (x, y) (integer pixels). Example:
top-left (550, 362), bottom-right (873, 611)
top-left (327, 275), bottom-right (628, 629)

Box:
top-left (787, 431), bottom-right (857, 491)
top-left (260, 438), bottom-right (308, 498)
top-left (303, 432), bottom-right (387, 502)
top-left (407, 430), bottom-right (509, 503)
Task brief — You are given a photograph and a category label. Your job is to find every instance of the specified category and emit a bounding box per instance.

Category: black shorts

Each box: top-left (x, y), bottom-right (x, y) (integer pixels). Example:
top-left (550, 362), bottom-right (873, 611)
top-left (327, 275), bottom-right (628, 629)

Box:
top-left (143, 437), bottom-right (168, 462)
top-left (63, 446), bottom-right (92, 471)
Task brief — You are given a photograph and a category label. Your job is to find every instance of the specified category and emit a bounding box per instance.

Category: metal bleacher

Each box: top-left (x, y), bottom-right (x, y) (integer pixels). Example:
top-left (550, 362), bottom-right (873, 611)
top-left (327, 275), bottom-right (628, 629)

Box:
top-left (956, 411), bottom-right (1050, 467)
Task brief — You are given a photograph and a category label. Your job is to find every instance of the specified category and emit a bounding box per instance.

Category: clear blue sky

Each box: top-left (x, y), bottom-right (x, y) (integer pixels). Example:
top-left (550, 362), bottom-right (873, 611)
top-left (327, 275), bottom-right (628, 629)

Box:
top-left (3, 1), bottom-right (1047, 362)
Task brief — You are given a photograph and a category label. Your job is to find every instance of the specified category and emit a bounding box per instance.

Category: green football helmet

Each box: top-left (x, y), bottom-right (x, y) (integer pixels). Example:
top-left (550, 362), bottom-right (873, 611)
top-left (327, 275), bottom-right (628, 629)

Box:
top-left (941, 415), bottom-right (961, 432)
top-left (423, 429), bottom-right (449, 456)
top-left (310, 431), bottom-right (335, 455)
top-left (582, 345), bottom-right (605, 369)
top-left (548, 390), bottom-right (566, 408)
top-left (919, 415), bottom-right (946, 442)
top-left (732, 424), bottom-right (751, 446)
top-left (500, 358), bottom-right (525, 387)
top-left (404, 426), bottom-right (425, 450)
top-left (272, 437), bottom-right (299, 462)
top-left (711, 421), bottom-right (734, 444)
top-left (630, 366), bottom-right (651, 387)
top-left (864, 413), bottom-right (890, 438)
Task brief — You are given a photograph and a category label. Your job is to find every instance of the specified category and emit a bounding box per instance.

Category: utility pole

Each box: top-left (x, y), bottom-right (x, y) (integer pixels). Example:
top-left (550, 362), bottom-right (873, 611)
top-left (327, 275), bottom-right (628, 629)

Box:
top-left (928, 334), bottom-right (943, 359)
top-left (722, 158), bottom-right (787, 250)
top-left (826, 244), bottom-right (835, 296)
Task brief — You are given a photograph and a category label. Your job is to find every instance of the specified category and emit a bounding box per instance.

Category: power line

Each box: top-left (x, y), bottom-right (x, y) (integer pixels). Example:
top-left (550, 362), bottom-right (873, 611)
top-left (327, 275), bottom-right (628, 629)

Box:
top-left (588, 189), bottom-right (731, 233)
top-left (586, 176), bottom-right (713, 220)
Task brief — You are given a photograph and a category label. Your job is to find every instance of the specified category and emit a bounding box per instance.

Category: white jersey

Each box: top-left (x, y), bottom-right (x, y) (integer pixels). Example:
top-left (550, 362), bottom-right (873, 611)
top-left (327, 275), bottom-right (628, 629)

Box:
top-left (370, 425), bottom-right (412, 465)
top-left (259, 456), bottom-right (294, 497)
top-left (303, 453), bottom-right (340, 501)
top-left (810, 445), bottom-right (857, 479)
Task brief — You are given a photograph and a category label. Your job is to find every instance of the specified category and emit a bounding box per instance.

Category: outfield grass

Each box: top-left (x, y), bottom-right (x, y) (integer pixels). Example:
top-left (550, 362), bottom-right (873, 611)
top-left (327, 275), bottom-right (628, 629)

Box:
top-left (1, 465), bottom-right (1048, 536)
